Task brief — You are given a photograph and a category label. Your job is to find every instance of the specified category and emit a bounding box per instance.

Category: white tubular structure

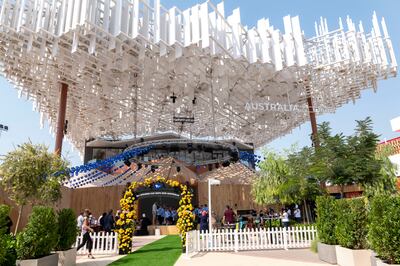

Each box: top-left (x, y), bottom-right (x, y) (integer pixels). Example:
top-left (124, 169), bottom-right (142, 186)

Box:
top-left (0, 1), bottom-right (397, 154)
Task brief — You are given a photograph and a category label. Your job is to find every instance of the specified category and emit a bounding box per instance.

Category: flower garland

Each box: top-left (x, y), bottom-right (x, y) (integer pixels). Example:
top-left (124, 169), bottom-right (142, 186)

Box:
top-left (116, 176), bottom-right (195, 254)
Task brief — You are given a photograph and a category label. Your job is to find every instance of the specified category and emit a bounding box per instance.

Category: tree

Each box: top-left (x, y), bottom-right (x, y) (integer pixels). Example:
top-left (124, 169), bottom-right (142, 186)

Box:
top-left (252, 150), bottom-right (289, 205)
top-left (0, 142), bottom-right (69, 233)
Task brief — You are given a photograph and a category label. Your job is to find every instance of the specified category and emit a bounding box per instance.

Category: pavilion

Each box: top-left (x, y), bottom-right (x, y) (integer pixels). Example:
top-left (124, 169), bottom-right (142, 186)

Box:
top-left (0, 0), bottom-right (397, 231)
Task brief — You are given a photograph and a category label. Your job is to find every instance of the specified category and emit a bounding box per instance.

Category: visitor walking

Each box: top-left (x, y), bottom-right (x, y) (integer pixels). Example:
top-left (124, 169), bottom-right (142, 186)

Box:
top-left (281, 208), bottom-right (290, 229)
top-left (77, 210), bottom-right (95, 259)
top-left (224, 205), bottom-right (235, 224)
top-left (199, 211), bottom-right (208, 232)
top-left (77, 212), bottom-right (84, 230)
top-left (294, 205), bottom-right (302, 223)
top-left (104, 209), bottom-right (115, 233)
top-left (99, 212), bottom-right (107, 231)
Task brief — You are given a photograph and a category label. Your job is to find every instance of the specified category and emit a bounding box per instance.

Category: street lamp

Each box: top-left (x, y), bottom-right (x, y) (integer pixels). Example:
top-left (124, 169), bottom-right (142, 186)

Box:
top-left (208, 178), bottom-right (221, 241)
top-left (0, 124), bottom-right (8, 137)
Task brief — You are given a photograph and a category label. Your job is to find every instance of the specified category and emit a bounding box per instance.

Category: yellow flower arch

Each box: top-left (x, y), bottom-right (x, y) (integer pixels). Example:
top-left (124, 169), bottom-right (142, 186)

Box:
top-left (116, 176), bottom-right (195, 254)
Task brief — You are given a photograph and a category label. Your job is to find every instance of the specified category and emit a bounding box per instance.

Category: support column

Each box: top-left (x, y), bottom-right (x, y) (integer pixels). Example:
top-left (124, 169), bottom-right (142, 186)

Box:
top-left (306, 94), bottom-right (319, 148)
top-left (55, 83), bottom-right (68, 156)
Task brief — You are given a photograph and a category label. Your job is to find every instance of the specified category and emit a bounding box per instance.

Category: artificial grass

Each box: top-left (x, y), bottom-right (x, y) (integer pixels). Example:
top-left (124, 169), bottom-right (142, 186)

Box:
top-left (110, 235), bottom-right (182, 266)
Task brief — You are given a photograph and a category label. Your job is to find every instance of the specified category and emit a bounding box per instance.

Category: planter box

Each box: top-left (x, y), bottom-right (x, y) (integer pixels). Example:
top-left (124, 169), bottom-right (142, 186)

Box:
top-left (375, 256), bottom-right (400, 266)
top-left (336, 246), bottom-right (372, 266)
top-left (17, 253), bottom-right (59, 266)
top-left (57, 248), bottom-right (76, 266)
top-left (317, 242), bottom-right (337, 264)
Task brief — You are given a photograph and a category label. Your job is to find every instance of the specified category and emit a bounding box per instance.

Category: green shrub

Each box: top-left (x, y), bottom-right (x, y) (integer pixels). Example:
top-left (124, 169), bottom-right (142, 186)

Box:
top-left (335, 197), bottom-right (368, 249)
top-left (16, 206), bottom-right (58, 260)
top-left (56, 208), bottom-right (78, 251)
top-left (0, 234), bottom-right (17, 266)
top-left (316, 196), bottom-right (337, 245)
top-left (0, 204), bottom-right (11, 235)
top-left (369, 195), bottom-right (400, 264)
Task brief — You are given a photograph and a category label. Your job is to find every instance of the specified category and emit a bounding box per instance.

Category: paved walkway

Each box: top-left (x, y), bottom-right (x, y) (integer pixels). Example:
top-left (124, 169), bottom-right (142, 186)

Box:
top-left (175, 249), bottom-right (334, 266)
top-left (76, 235), bottom-right (165, 266)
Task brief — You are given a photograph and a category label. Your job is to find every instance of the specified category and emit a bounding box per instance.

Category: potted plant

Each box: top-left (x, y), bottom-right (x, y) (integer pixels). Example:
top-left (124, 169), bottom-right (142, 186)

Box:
top-left (55, 209), bottom-right (78, 266)
top-left (368, 195), bottom-right (400, 266)
top-left (16, 206), bottom-right (59, 266)
top-left (0, 204), bottom-right (17, 266)
top-left (316, 196), bottom-right (338, 264)
top-left (335, 197), bottom-right (371, 266)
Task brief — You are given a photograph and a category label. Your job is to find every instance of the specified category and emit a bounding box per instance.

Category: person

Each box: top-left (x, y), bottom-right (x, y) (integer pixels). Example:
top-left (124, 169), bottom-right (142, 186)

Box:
top-left (202, 204), bottom-right (209, 213)
top-left (199, 211), bottom-right (208, 232)
top-left (172, 209), bottom-right (178, 224)
top-left (115, 210), bottom-right (121, 222)
top-left (77, 210), bottom-right (95, 259)
top-left (99, 212), bottom-right (107, 230)
top-left (294, 205), bottom-right (302, 223)
top-left (135, 213), bottom-right (151, 236)
top-left (152, 202), bottom-right (158, 225)
top-left (224, 205), bottom-right (234, 224)
top-left (281, 208), bottom-right (290, 228)
top-left (157, 206), bottom-right (165, 225)
top-left (165, 208), bottom-right (172, 225)
top-left (77, 212), bottom-right (84, 230)
top-left (104, 209), bottom-right (115, 233)
top-left (247, 218), bottom-right (254, 229)
top-left (211, 211), bottom-right (217, 229)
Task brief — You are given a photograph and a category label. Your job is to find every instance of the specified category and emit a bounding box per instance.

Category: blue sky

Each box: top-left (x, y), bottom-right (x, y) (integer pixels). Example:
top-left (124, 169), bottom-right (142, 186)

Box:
top-left (1, 0), bottom-right (399, 166)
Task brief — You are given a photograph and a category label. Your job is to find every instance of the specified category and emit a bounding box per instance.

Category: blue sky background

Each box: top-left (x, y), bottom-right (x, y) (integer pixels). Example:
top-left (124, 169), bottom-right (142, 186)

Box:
top-left (1, 0), bottom-right (399, 166)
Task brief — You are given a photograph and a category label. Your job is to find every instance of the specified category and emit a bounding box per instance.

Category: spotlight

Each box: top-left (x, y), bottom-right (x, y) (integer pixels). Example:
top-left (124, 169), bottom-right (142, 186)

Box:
top-left (124, 160), bottom-right (131, 167)
top-left (176, 166), bottom-right (181, 172)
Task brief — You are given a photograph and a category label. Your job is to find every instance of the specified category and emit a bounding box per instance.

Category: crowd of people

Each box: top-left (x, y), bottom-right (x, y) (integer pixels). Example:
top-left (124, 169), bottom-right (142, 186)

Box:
top-left (192, 204), bottom-right (303, 232)
top-left (152, 202), bottom-right (179, 225)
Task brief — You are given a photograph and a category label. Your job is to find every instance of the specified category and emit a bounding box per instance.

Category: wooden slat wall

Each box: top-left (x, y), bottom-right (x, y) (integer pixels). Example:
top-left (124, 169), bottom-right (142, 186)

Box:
top-left (1, 183), bottom-right (262, 232)
top-left (0, 187), bottom-right (72, 233)
top-left (68, 185), bottom-right (127, 217)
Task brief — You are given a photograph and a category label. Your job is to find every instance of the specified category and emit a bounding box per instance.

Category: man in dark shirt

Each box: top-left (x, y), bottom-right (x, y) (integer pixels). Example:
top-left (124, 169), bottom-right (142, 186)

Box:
top-left (104, 209), bottom-right (115, 233)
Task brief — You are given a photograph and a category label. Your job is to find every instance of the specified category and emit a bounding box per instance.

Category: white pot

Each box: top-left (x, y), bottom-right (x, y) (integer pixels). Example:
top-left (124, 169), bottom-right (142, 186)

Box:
top-left (57, 248), bottom-right (77, 266)
top-left (317, 242), bottom-right (337, 264)
top-left (17, 253), bottom-right (59, 266)
top-left (336, 246), bottom-right (372, 266)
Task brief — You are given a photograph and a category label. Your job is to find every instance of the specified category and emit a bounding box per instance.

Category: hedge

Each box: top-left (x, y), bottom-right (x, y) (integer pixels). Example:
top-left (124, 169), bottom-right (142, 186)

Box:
top-left (56, 208), bottom-right (78, 251)
top-left (316, 196), bottom-right (337, 245)
top-left (16, 206), bottom-right (58, 260)
top-left (369, 195), bottom-right (400, 264)
top-left (335, 197), bottom-right (368, 250)
top-left (0, 204), bottom-right (11, 235)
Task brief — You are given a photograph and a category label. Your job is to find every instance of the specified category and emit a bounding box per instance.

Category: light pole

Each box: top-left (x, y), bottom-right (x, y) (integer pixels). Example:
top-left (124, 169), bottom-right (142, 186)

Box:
top-left (0, 124), bottom-right (8, 137)
top-left (208, 178), bottom-right (221, 246)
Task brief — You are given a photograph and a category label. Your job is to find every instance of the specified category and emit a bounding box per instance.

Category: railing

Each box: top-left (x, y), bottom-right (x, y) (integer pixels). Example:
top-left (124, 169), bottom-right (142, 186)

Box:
top-left (75, 232), bottom-right (119, 255)
top-left (186, 225), bottom-right (317, 256)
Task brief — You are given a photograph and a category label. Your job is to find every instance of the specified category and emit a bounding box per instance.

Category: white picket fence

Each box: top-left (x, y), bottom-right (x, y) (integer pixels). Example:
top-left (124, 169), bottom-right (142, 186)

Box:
top-left (186, 226), bottom-right (317, 256)
top-left (75, 232), bottom-right (119, 255)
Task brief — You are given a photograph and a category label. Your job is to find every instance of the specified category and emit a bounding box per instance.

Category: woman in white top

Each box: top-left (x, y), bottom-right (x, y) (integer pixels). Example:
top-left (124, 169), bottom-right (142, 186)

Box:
top-left (281, 209), bottom-right (290, 229)
top-left (76, 211), bottom-right (95, 259)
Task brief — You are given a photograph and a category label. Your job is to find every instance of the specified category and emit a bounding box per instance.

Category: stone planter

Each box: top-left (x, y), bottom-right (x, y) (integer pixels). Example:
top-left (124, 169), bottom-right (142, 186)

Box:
top-left (336, 245), bottom-right (372, 266)
top-left (374, 256), bottom-right (400, 266)
top-left (17, 253), bottom-right (59, 266)
top-left (317, 242), bottom-right (337, 264)
top-left (57, 248), bottom-right (76, 266)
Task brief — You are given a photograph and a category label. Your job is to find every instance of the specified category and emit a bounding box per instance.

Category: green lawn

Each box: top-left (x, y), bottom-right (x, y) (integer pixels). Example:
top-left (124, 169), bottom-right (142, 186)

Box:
top-left (110, 235), bottom-right (182, 266)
